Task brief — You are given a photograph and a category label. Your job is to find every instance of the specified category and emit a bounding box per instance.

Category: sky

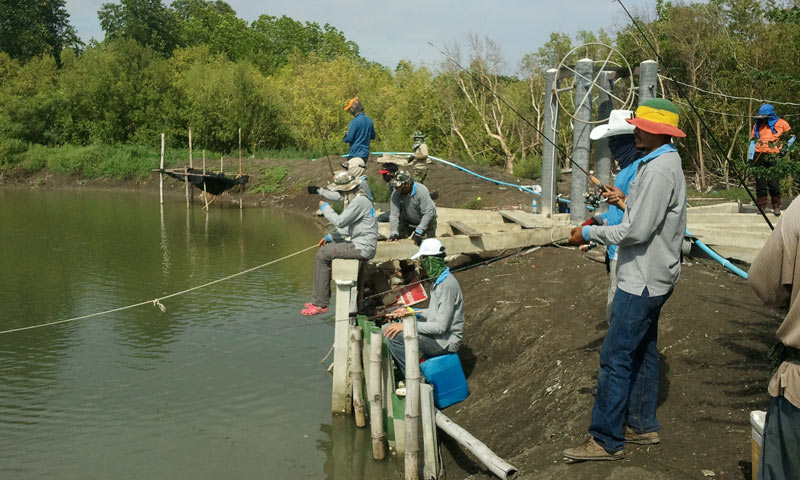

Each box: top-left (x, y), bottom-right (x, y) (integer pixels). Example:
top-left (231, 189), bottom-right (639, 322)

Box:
top-left (64, 0), bottom-right (654, 73)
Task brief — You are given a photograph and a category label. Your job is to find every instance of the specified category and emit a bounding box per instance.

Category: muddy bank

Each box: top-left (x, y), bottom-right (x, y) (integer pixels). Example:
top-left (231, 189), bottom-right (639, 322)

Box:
top-left (3, 158), bottom-right (781, 479)
top-left (443, 247), bottom-right (776, 480)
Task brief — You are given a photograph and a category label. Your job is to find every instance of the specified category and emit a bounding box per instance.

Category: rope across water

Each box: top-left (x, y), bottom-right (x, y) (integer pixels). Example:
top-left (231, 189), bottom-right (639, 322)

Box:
top-left (0, 244), bottom-right (319, 335)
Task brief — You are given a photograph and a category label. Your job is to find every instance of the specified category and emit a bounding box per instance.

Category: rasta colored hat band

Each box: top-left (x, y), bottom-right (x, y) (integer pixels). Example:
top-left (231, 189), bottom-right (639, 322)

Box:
top-left (344, 97), bottom-right (358, 111)
top-left (626, 98), bottom-right (686, 138)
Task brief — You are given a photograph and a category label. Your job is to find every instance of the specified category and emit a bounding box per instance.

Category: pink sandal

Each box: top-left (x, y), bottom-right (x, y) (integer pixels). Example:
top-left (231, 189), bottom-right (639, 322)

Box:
top-left (301, 304), bottom-right (329, 316)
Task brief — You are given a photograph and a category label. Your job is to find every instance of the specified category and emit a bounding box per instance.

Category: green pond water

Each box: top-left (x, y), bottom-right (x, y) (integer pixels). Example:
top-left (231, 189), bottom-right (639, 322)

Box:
top-left (0, 188), bottom-right (401, 479)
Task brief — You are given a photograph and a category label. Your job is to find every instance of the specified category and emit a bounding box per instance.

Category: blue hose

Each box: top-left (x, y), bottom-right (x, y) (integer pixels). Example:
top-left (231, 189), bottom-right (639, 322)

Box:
top-left (685, 229), bottom-right (748, 279)
top-left (372, 152), bottom-right (571, 204)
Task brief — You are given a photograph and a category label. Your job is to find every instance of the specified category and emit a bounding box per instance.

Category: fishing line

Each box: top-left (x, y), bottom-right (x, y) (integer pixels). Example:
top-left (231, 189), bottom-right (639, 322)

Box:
top-left (427, 41), bottom-right (611, 194)
top-left (615, 0), bottom-right (774, 230)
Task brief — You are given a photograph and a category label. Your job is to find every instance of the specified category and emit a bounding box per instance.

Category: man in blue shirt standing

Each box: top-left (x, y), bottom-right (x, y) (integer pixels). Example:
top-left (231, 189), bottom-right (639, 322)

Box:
top-left (583, 109), bottom-right (643, 323)
top-left (343, 97), bottom-right (375, 162)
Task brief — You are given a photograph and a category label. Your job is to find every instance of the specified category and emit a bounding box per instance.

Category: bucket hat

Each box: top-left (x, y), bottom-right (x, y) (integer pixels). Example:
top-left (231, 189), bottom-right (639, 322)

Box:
top-left (626, 98), bottom-right (686, 138)
top-left (590, 110), bottom-right (636, 140)
top-left (326, 170), bottom-right (360, 192)
top-left (411, 238), bottom-right (445, 260)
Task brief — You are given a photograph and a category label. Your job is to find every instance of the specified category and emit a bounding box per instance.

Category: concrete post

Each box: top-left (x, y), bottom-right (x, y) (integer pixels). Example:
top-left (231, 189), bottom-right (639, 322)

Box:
top-left (594, 71), bottom-right (614, 215)
top-left (570, 58), bottom-right (593, 223)
top-left (331, 259), bottom-right (360, 413)
top-left (639, 60), bottom-right (658, 103)
top-left (541, 68), bottom-right (559, 218)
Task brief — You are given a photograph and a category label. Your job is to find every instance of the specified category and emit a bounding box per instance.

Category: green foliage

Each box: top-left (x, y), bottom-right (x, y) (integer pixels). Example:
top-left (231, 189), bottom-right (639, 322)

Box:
top-left (366, 175), bottom-right (390, 203)
top-left (687, 186), bottom-right (751, 201)
top-left (250, 165), bottom-right (290, 194)
top-left (99, 0), bottom-right (182, 56)
top-left (0, 138), bottom-right (28, 165)
top-left (513, 155), bottom-right (542, 180)
top-left (0, 0), bottom-right (82, 63)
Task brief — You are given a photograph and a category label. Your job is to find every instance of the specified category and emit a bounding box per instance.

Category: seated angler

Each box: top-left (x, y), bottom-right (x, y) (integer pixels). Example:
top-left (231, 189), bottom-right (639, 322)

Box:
top-left (309, 157), bottom-right (372, 202)
top-left (388, 169), bottom-right (437, 246)
top-left (301, 171), bottom-right (378, 316)
top-left (383, 238), bottom-right (464, 374)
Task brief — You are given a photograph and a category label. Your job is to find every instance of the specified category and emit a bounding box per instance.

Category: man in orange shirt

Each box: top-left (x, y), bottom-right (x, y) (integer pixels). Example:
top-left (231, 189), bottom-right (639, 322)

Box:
top-left (749, 103), bottom-right (795, 216)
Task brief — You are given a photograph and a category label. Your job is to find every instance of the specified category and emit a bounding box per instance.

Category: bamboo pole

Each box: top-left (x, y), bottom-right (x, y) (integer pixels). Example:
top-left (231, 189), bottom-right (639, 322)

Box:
top-left (188, 127), bottom-right (194, 204)
top-left (420, 383), bottom-right (440, 479)
top-left (159, 133), bottom-right (165, 205)
top-left (188, 127), bottom-right (193, 167)
top-left (202, 150), bottom-right (209, 211)
top-left (435, 410), bottom-right (518, 480)
top-left (349, 326), bottom-right (366, 428)
top-left (404, 316), bottom-right (420, 480)
top-left (239, 127), bottom-right (243, 210)
top-left (369, 331), bottom-right (386, 460)
top-left (220, 155), bottom-right (224, 174)
top-left (184, 166), bottom-right (189, 207)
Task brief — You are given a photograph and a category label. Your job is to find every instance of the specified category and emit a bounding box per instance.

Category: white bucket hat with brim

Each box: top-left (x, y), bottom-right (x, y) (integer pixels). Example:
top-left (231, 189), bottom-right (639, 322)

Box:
top-left (589, 109), bottom-right (636, 140)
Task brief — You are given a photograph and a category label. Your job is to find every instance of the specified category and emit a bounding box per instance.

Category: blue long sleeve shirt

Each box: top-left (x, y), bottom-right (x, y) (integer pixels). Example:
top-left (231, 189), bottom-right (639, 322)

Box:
top-left (598, 157), bottom-right (643, 260)
top-left (343, 113), bottom-right (375, 160)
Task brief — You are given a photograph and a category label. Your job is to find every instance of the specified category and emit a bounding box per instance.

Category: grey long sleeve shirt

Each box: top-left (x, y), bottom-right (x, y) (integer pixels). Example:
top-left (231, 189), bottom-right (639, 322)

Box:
top-left (390, 182), bottom-right (437, 236)
top-left (587, 147), bottom-right (687, 296)
top-left (321, 194), bottom-right (378, 259)
top-left (416, 270), bottom-right (464, 351)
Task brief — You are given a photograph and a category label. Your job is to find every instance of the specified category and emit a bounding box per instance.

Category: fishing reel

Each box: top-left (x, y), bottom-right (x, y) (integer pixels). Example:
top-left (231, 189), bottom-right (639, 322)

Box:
top-left (583, 189), bottom-right (606, 209)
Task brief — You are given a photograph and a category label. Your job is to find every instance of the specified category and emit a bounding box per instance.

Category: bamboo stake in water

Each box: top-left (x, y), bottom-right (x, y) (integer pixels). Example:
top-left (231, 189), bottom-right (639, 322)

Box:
top-left (349, 326), bottom-right (366, 428)
top-left (184, 165), bottom-right (189, 208)
top-left (159, 133), bottom-right (165, 205)
top-left (202, 150), bottom-right (209, 211)
top-left (369, 331), bottom-right (386, 460)
top-left (238, 127), bottom-right (243, 210)
top-left (403, 316), bottom-right (420, 480)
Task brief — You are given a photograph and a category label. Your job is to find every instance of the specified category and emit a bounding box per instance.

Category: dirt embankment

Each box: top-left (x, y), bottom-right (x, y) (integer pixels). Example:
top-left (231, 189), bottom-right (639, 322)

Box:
top-left (4, 157), bottom-right (781, 479)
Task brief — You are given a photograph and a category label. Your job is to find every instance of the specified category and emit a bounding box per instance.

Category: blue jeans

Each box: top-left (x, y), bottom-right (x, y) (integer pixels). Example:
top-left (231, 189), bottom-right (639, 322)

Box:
top-left (759, 394), bottom-right (800, 480)
top-left (590, 287), bottom-right (672, 453)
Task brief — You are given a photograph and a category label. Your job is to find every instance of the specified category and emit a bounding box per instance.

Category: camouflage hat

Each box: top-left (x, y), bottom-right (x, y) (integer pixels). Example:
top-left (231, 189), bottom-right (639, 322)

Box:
top-left (389, 169), bottom-right (413, 188)
top-left (412, 131), bottom-right (426, 139)
top-left (326, 170), bottom-right (360, 192)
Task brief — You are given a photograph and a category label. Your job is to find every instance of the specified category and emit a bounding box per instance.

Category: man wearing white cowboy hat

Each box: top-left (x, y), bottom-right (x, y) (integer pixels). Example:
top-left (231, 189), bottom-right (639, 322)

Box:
top-left (583, 109), bottom-right (643, 323)
top-left (302, 170), bottom-right (378, 316)
top-left (383, 238), bottom-right (464, 374)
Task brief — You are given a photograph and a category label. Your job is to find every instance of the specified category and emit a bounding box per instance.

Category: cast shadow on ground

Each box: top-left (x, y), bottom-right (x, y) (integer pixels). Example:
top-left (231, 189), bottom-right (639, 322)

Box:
top-left (459, 345), bottom-right (477, 378)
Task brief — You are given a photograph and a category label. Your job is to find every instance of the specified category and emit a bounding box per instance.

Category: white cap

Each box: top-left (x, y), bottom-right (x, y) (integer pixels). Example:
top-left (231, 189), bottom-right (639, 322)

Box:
top-left (589, 109), bottom-right (636, 140)
top-left (411, 238), bottom-right (445, 260)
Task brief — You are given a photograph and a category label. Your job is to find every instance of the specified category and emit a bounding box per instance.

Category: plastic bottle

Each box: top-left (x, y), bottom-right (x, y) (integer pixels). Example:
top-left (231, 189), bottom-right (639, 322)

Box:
top-left (531, 197), bottom-right (538, 214)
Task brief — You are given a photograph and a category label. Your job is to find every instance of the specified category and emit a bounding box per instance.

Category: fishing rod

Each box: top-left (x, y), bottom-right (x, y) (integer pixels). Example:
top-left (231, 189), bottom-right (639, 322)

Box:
top-left (359, 245), bottom-right (549, 305)
top-left (427, 42), bottom-right (623, 208)
top-left (614, 0), bottom-right (773, 230)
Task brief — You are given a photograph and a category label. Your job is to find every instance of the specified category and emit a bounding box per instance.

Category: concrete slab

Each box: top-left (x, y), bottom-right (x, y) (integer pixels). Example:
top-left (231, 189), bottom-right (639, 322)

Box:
top-left (371, 226), bottom-right (572, 262)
